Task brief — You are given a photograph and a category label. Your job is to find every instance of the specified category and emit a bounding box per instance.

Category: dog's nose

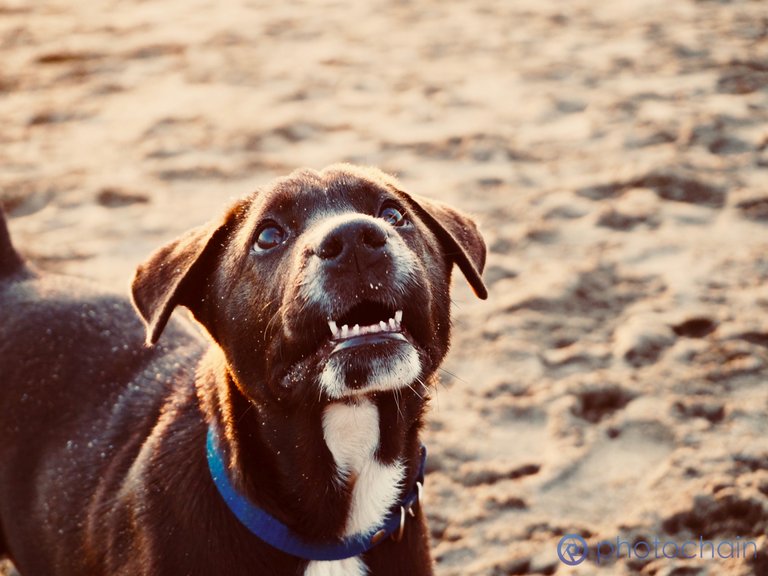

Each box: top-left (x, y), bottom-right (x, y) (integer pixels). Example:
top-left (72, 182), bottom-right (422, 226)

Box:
top-left (316, 219), bottom-right (388, 269)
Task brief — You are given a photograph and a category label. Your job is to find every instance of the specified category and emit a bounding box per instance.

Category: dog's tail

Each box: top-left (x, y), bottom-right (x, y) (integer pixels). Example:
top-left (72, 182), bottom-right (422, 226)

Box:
top-left (0, 206), bottom-right (23, 277)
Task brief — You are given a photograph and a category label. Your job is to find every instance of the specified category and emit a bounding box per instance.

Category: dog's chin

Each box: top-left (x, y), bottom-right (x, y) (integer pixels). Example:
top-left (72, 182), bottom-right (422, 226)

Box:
top-left (318, 339), bottom-right (422, 400)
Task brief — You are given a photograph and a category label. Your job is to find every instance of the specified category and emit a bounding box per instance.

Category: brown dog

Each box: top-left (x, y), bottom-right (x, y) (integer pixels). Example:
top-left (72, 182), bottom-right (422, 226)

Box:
top-left (0, 165), bottom-right (486, 575)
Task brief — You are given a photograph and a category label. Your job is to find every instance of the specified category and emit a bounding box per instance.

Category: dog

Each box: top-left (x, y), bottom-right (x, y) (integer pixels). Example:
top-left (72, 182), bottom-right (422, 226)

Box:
top-left (0, 164), bottom-right (486, 576)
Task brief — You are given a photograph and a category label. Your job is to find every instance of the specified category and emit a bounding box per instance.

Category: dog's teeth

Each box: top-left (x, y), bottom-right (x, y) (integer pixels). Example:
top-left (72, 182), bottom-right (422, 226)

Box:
top-left (333, 316), bottom-right (402, 340)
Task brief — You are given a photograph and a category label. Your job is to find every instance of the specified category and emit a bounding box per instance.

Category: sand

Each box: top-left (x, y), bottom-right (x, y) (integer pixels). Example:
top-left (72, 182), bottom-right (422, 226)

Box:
top-left (1, 0), bottom-right (767, 574)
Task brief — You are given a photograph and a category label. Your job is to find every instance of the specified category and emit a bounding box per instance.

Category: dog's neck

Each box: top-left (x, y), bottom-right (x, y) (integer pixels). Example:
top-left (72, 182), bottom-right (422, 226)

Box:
top-left (196, 348), bottom-right (428, 543)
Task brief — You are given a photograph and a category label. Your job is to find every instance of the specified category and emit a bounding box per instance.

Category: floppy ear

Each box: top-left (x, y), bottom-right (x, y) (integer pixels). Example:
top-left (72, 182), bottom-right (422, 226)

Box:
top-left (131, 201), bottom-right (246, 345)
top-left (393, 190), bottom-right (488, 300)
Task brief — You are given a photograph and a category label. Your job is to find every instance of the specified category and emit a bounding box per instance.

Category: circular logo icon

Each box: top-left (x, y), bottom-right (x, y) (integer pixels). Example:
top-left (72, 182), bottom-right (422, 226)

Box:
top-left (557, 534), bottom-right (589, 566)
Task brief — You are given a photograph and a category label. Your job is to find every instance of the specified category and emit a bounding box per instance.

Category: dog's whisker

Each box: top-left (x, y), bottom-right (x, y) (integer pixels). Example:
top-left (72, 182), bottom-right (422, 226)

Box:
top-left (415, 377), bottom-right (432, 402)
top-left (393, 387), bottom-right (405, 422)
top-left (236, 402), bottom-right (256, 424)
top-left (407, 382), bottom-right (425, 401)
top-left (418, 375), bottom-right (441, 411)
top-left (437, 366), bottom-right (468, 386)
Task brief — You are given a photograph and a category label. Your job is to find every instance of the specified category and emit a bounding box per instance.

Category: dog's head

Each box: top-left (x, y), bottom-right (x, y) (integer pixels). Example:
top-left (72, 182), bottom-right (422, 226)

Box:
top-left (132, 165), bottom-right (486, 405)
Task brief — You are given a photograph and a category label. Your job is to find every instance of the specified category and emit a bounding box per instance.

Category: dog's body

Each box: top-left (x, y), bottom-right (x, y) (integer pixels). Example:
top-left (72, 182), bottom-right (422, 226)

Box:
top-left (0, 165), bottom-right (486, 575)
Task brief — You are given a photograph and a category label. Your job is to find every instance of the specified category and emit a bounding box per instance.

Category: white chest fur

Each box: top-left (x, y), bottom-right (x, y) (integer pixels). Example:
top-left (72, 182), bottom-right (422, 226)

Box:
top-left (304, 399), bottom-right (405, 576)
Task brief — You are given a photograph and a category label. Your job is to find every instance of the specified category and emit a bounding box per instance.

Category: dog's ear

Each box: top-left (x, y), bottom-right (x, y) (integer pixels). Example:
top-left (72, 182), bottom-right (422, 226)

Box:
top-left (131, 201), bottom-right (247, 345)
top-left (394, 190), bottom-right (488, 300)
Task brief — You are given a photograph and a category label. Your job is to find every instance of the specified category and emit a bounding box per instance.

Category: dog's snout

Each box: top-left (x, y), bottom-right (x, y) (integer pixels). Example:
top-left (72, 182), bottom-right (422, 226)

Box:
top-left (316, 219), bottom-right (388, 267)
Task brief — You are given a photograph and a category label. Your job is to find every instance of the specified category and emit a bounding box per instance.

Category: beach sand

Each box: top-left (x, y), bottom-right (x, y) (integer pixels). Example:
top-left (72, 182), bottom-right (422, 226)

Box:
top-left (1, 0), bottom-right (767, 574)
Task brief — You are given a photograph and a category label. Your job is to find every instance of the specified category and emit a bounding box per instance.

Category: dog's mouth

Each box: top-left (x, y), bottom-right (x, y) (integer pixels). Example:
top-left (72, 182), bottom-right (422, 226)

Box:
top-left (275, 291), bottom-right (428, 400)
top-left (327, 301), bottom-right (407, 353)
top-left (309, 298), bottom-right (422, 399)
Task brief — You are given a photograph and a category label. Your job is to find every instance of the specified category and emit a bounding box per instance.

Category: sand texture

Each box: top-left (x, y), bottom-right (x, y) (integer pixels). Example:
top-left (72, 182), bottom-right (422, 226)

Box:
top-left (1, 0), bottom-right (767, 574)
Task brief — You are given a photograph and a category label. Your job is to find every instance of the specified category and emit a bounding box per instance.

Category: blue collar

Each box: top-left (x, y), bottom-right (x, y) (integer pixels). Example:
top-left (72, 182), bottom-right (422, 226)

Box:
top-left (206, 426), bottom-right (427, 561)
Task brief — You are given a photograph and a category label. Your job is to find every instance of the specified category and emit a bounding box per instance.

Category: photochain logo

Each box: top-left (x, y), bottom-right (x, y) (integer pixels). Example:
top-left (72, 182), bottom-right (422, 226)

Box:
top-left (556, 534), bottom-right (759, 567)
top-left (557, 534), bottom-right (589, 566)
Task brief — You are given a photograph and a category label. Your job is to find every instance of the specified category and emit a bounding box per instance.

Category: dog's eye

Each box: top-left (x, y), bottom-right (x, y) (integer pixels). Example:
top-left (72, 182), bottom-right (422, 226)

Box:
top-left (254, 223), bottom-right (286, 251)
top-left (379, 204), bottom-right (406, 227)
